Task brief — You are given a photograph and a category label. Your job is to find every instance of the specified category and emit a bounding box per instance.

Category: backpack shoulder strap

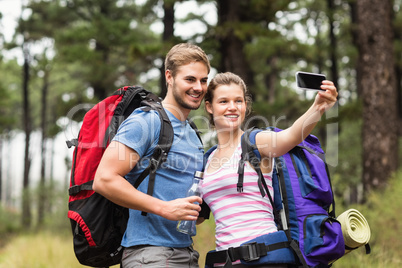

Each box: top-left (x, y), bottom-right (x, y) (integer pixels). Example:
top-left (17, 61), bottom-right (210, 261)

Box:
top-left (132, 91), bottom-right (174, 216)
top-left (238, 128), bottom-right (264, 194)
top-left (239, 127), bottom-right (278, 219)
top-left (203, 144), bottom-right (218, 172)
top-left (131, 91), bottom-right (203, 217)
top-left (105, 86), bottom-right (147, 146)
top-left (188, 119), bottom-right (203, 145)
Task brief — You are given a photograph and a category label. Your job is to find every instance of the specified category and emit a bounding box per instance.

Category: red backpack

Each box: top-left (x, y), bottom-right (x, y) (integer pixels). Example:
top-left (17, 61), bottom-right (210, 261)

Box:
top-left (66, 86), bottom-right (182, 267)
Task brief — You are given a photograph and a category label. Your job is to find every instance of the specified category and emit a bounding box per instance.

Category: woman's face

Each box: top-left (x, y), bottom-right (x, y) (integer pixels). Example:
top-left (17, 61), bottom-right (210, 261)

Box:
top-left (205, 83), bottom-right (247, 131)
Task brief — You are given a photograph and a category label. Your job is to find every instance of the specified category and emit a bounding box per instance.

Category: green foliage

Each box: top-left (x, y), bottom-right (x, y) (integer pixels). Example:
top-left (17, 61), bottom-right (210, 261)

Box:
top-left (334, 171), bottom-right (402, 267)
top-left (22, 0), bottom-right (162, 101)
top-left (0, 59), bottom-right (22, 132)
top-left (0, 231), bottom-right (109, 268)
top-left (330, 100), bottom-right (364, 204)
top-left (252, 90), bottom-right (312, 129)
top-left (0, 2), bottom-right (401, 265)
top-left (196, 171), bottom-right (402, 268)
top-left (0, 206), bottom-right (21, 236)
top-left (0, 181), bottom-right (70, 237)
top-left (32, 182), bottom-right (71, 232)
top-left (4, 173), bottom-right (402, 267)
top-left (194, 216), bottom-right (217, 267)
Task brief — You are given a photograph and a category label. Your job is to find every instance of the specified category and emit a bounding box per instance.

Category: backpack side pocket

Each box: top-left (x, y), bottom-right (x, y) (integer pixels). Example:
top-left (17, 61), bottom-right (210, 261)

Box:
top-left (68, 192), bottom-right (128, 267)
top-left (292, 148), bottom-right (333, 208)
top-left (302, 214), bottom-right (345, 265)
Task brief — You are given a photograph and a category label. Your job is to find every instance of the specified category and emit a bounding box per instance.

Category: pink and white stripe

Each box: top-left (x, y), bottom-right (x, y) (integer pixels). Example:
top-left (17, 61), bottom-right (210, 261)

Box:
top-left (202, 143), bottom-right (277, 251)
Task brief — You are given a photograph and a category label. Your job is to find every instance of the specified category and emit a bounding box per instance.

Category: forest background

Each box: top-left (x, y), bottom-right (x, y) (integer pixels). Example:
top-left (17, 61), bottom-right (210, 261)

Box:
top-left (0, 0), bottom-right (401, 267)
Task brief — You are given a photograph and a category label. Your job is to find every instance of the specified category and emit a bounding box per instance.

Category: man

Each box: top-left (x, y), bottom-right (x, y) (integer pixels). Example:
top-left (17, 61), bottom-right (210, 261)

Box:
top-left (93, 43), bottom-right (210, 268)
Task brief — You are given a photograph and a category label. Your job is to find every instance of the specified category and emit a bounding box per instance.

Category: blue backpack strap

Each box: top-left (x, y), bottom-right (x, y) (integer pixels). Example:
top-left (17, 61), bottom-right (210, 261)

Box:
top-left (248, 128), bottom-right (262, 159)
top-left (205, 231), bottom-right (296, 268)
top-left (203, 145), bottom-right (218, 172)
top-left (239, 128), bottom-right (274, 204)
top-left (240, 128), bottom-right (282, 226)
top-left (238, 128), bottom-right (262, 193)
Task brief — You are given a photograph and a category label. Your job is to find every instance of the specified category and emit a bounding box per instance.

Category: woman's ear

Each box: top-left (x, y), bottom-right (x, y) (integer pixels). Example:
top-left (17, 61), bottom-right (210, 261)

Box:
top-left (205, 101), bottom-right (213, 114)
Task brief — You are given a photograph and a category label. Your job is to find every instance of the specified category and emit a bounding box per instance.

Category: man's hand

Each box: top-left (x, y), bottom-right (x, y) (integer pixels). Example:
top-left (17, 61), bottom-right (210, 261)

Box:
top-left (160, 196), bottom-right (203, 221)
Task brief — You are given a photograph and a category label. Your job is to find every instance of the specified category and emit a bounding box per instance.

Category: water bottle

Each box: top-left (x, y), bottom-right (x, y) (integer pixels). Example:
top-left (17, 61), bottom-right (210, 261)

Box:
top-left (176, 171), bottom-right (204, 236)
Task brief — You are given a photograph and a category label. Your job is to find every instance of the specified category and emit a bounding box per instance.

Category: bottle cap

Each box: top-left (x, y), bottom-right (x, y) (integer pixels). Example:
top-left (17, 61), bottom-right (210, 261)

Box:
top-left (194, 171), bottom-right (204, 179)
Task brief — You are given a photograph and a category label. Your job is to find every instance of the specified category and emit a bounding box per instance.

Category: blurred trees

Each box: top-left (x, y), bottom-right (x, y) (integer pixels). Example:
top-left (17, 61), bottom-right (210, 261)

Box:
top-left (0, 0), bottom-right (400, 228)
top-left (0, 60), bottom-right (20, 207)
top-left (23, 0), bottom-right (161, 101)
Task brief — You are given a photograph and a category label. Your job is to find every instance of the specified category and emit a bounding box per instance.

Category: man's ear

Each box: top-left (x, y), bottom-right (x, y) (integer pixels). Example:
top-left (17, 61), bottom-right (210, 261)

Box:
top-left (205, 101), bottom-right (213, 114)
top-left (165, 69), bottom-right (173, 87)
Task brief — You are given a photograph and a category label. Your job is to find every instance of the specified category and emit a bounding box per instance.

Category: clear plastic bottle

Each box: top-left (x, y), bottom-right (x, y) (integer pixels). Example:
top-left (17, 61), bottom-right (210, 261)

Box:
top-left (176, 171), bottom-right (204, 236)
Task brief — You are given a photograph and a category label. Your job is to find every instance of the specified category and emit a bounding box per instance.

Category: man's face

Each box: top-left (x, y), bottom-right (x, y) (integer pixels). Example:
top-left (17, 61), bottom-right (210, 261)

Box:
top-left (167, 61), bottom-right (209, 112)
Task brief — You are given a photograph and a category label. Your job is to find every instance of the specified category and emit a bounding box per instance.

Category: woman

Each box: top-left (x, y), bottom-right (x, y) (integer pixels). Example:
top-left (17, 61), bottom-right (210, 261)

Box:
top-left (199, 72), bottom-right (338, 267)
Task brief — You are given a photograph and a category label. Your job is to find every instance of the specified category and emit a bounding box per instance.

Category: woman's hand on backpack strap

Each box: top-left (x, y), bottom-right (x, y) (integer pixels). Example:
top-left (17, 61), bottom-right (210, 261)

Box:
top-left (160, 196), bottom-right (202, 221)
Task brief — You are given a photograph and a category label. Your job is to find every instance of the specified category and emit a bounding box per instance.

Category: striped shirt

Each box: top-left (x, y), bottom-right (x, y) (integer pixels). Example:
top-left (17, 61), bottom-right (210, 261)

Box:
top-left (202, 142), bottom-right (277, 251)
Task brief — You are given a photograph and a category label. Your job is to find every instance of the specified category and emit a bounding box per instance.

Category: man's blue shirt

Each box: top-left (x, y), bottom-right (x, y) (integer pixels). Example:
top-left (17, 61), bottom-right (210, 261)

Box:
top-left (113, 107), bottom-right (204, 248)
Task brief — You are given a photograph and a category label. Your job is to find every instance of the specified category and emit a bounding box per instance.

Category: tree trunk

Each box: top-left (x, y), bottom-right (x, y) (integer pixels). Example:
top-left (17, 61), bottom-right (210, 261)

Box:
top-left (4, 136), bottom-right (12, 207)
top-left (264, 56), bottom-right (278, 104)
top-left (327, 0), bottom-right (339, 88)
top-left (349, 1), bottom-right (362, 97)
top-left (160, 0), bottom-right (175, 99)
top-left (0, 138), bottom-right (2, 203)
top-left (22, 41), bottom-right (32, 229)
top-left (38, 67), bottom-right (49, 227)
top-left (355, 0), bottom-right (398, 198)
top-left (48, 137), bottom-right (55, 214)
top-left (394, 13), bottom-right (402, 133)
top-left (396, 64), bottom-right (402, 135)
top-left (216, 0), bottom-right (254, 90)
top-left (93, 39), bottom-right (110, 100)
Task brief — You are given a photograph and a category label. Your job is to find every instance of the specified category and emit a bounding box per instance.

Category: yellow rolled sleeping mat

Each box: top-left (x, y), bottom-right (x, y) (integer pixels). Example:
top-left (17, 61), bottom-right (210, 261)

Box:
top-left (337, 208), bottom-right (371, 255)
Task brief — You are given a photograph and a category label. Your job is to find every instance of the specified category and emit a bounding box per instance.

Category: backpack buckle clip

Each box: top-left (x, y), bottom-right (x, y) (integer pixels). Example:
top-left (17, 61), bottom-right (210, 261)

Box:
top-left (149, 146), bottom-right (168, 172)
top-left (241, 242), bottom-right (260, 262)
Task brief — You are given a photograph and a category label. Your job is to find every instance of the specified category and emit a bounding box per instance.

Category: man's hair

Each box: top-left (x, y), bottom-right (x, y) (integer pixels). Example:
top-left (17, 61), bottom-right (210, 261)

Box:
top-left (205, 72), bottom-right (252, 126)
top-left (165, 43), bottom-right (211, 78)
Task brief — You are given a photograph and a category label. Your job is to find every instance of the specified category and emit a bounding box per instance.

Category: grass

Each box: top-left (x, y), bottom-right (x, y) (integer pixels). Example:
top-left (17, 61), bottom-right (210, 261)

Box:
top-left (193, 216), bottom-right (216, 267)
top-left (0, 231), bottom-right (82, 268)
top-left (0, 222), bottom-right (216, 268)
top-left (1, 172), bottom-right (401, 268)
top-left (333, 171), bottom-right (402, 268)
top-left (197, 172), bottom-right (402, 268)
top-left (0, 228), bottom-right (214, 268)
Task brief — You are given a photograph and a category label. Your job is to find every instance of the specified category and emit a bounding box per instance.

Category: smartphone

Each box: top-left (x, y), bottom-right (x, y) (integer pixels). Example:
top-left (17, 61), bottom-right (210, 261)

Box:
top-left (296, 71), bottom-right (326, 91)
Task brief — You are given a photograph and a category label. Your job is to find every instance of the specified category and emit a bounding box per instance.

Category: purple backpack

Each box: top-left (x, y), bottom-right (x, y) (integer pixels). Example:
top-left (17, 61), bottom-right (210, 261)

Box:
top-left (205, 127), bottom-right (345, 268)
